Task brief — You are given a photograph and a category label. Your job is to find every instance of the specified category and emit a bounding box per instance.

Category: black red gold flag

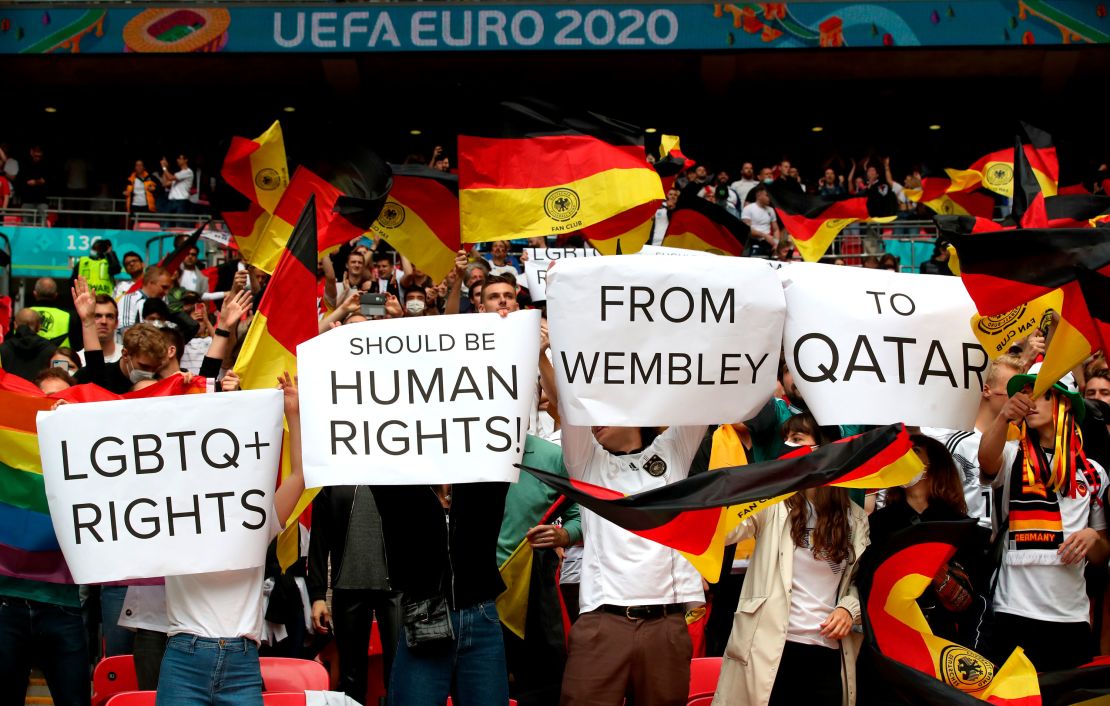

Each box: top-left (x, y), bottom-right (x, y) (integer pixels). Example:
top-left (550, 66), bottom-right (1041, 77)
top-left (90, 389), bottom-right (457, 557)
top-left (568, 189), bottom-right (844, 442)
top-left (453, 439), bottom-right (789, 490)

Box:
top-left (369, 165), bottom-right (459, 282)
top-left (947, 122), bottom-right (1059, 199)
top-left (662, 194), bottom-right (748, 256)
top-left (769, 186), bottom-right (894, 262)
top-left (519, 424), bottom-right (922, 583)
top-left (158, 220), bottom-right (210, 273)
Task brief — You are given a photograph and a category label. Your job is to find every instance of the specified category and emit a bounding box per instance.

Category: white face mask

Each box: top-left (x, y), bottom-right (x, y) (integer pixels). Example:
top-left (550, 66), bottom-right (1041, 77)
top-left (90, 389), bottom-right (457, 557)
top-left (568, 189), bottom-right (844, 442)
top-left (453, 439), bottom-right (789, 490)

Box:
top-left (405, 299), bottom-right (426, 315)
top-left (128, 364), bottom-right (155, 384)
top-left (901, 470), bottom-right (926, 489)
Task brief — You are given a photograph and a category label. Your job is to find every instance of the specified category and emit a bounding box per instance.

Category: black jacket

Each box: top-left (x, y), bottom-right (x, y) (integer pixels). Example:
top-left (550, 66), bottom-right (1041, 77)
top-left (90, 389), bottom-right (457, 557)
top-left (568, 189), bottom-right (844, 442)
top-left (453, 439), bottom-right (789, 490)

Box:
top-left (370, 482), bottom-right (508, 609)
top-left (307, 485), bottom-right (390, 603)
top-left (0, 326), bottom-right (56, 382)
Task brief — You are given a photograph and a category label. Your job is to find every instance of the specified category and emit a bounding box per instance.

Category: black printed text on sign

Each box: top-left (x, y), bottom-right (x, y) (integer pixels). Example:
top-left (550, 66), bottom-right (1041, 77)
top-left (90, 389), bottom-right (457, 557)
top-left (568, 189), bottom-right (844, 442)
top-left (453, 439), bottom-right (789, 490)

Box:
top-left (546, 256), bottom-right (786, 426)
top-left (297, 311), bottom-right (541, 486)
top-left (780, 264), bottom-right (986, 428)
top-left (37, 390), bottom-right (284, 583)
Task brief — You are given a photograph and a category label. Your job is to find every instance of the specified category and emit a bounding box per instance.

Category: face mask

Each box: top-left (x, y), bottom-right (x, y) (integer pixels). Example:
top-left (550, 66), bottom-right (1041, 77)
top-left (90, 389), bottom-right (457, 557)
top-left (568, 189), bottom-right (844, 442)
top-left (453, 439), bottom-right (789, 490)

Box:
top-left (763, 178), bottom-right (774, 185)
top-left (901, 470), bottom-right (926, 489)
top-left (783, 440), bottom-right (802, 448)
top-left (125, 358), bottom-right (156, 384)
top-left (405, 300), bottom-right (426, 315)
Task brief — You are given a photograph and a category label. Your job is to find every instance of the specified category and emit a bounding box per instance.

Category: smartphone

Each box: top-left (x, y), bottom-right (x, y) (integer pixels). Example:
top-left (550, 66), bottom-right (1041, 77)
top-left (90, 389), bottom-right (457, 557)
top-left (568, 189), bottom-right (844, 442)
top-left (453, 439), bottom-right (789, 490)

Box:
top-left (360, 292), bottom-right (386, 318)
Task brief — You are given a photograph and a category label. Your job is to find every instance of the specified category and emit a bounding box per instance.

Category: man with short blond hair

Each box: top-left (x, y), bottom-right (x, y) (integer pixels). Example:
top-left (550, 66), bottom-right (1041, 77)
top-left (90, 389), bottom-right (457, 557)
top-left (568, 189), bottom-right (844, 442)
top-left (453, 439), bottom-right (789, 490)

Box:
top-left (118, 265), bottom-right (172, 331)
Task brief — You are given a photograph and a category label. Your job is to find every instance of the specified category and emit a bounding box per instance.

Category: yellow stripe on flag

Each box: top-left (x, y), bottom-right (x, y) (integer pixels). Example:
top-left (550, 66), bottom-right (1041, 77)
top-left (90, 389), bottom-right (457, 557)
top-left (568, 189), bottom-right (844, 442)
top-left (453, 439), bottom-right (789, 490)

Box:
top-left (370, 200), bottom-right (457, 283)
top-left (835, 450), bottom-right (924, 489)
top-left (970, 288), bottom-right (1063, 359)
top-left (0, 427), bottom-right (41, 474)
top-left (460, 168), bottom-right (663, 243)
top-left (793, 218), bottom-right (862, 263)
top-left (659, 135), bottom-right (681, 160)
top-left (496, 538), bottom-right (534, 639)
top-left (249, 122), bottom-right (289, 214)
top-left (1033, 314), bottom-right (1092, 399)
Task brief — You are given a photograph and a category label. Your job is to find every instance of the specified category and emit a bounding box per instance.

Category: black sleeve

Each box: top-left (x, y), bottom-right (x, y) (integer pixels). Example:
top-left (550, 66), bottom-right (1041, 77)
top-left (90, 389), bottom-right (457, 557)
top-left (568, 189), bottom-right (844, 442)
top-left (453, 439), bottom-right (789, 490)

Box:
top-left (68, 315), bottom-right (84, 354)
top-left (74, 348), bottom-right (108, 386)
top-left (106, 250), bottom-right (122, 278)
top-left (306, 490), bottom-right (331, 604)
top-left (199, 355), bottom-right (223, 381)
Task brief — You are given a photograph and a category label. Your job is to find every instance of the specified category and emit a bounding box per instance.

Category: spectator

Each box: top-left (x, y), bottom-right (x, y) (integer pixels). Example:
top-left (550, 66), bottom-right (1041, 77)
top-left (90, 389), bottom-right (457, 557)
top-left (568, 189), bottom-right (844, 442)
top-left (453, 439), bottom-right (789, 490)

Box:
top-left (817, 168), bottom-right (846, 197)
top-left (708, 171), bottom-right (740, 216)
top-left (29, 277), bottom-right (81, 350)
top-left (159, 154), bottom-right (193, 215)
top-left (154, 373), bottom-right (304, 705)
top-left (868, 436), bottom-right (985, 643)
top-left (730, 163), bottom-right (760, 205)
top-left (176, 242), bottom-right (210, 298)
top-left (0, 309), bottom-right (56, 382)
top-left (71, 239), bottom-right (121, 298)
top-left (368, 250), bottom-right (400, 297)
top-left (1086, 369), bottom-right (1110, 404)
top-left (774, 159), bottom-right (803, 195)
top-left (879, 254), bottom-right (900, 272)
top-left (745, 167), bottom-right (775, 204)
top-left (430, 145), bottom-right (451, 172)
top-left (716, 486), bottom-right (867, 706)
top-left (0, 170), bottom-right (11, 209)
top-left (486, 240), bottom-right (521, 279)
top-left (922, 355), bottom-right (1024, 532)
top-left (307, 484), bottom-right (401, 703)
top-left (918, 241), bottom-right (954, 276)
top-left (860, 157), bottom-right (898, 255)
top-left (0, 142), bottom-right (19, 184)
top-left (20, 145), bottom-right (50, 219)
top-left (114, 251), bottom-right (146, 300)
top-left (48, 347), bottom-right (80, 374)
top-left (368, 279), bottom-right (521, 705)
top-left (402, 286), bottom-right (428, 317)
top-left (118, 265), bottom-right (173, 331)
top-left (34, 367), bottom-right (75, 394)
top-left (741, 187), bottom-right (780, 259)
top-left (179, 296), bottom-right (213, 375)
top-left (75, 295), bottom-right (121, 365)
top-left (539, 334), bottom-right (705, 705)
top-left (125, 159), bottom-right (158, 218)
top-left (978, 364), bottom-right (1109, 672)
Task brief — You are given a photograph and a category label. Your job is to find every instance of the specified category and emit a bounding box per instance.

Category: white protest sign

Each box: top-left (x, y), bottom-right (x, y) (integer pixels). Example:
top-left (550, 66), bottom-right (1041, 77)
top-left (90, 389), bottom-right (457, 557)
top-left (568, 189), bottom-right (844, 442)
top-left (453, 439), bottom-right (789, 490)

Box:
top-left (638, 245), bottom-right (715, 257)
top-left (524, 259), bottom-right (551, 301)
top-left (523, 247), bottom-right (599, 261)
top-left (38, 390), bottom-right (284, 583)
top-left (297, 311), bottom-right (541, 486)
top-left (547, 256), bottom-right (786, 426)
top-left (780, 263), bottom-right (987, 428)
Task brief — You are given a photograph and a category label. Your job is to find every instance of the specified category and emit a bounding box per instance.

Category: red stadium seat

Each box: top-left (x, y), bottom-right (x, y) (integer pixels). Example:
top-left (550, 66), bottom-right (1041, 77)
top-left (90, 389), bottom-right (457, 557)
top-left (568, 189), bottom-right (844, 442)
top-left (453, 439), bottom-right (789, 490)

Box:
top-left (135, 221), bottom-right (161, 231)
top-left (92, 655), bottom-right (140, 706)
top-left (259, 657), bottom-right (330, 692)
top-left (263, 692), bottom-right (307, 706)
top-left (2, 215), bottom-right (20, 225)
top-left (688, 656), bottom-right (722, 698)
top-left (105, 692), bottom-right (156, 706)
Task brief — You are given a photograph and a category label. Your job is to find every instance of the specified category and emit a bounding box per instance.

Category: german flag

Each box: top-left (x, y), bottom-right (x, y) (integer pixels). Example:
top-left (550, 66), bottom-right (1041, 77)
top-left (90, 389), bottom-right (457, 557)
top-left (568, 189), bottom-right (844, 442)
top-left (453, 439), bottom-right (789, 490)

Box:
top-left (233, 198), bottom-right (320, 570)
top-left (946, 123), bottom-right (1059, 199)
top-left (221, 121), bottom-right (289, 214)
top-left (226, 167), bottom-right (366, 274)
top-left (769, 187), bottom-right (894, 262)
top-left (905, 177), bottom-right (995, 219)
top-left (370, 165), bottom-right (460, 283)
top-left (942, 224), bottom-right (1110, 396)
top-left (458, 99), bottom-right (664, 244)
top-left (581, 199), bottom-right (657, 255)
top-left (655, 134), bottom-right (694, 193)
top-left (1045, 194), bottom-right (1110, 229)
top-left (1074, 268), bottom-right (1110, 359)
top-left (662, 194), bottom-right (748, 257)
top-left (158, 220), bottom-right (209, 273)
top-left (1009, 133), bottom-right (1047, 228)
top-left (519, 424), bottom-right (922, 583)
top-left (858, 521), bottom-right (1040, 705)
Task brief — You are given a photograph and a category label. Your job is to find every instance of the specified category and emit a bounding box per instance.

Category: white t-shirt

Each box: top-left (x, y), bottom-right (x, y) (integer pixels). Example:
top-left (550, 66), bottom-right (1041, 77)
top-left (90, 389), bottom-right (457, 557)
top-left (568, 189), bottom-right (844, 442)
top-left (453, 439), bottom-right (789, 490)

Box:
top-left (921, 427), bottom-right (992, 530)
top-left (563, 424), bottom-right (707, 613)
top-left (787, 504), bottom-right (846, 649)
top-left (730, 179), bottom-right (759, 205)
top-left (168, 168), bottom-right (194, 201)
top-left (119, 585), bottom-right (169, 632)
top-left (78, 335), bottom-right (122, 365)
top-left (992, 442), bottom-right (1107, 623)
top-left (165, 506), bottom-right (279, 642)
top-left (132, 177), bottom-right (148, 207)
top-left (741, 202), bottom-right (775, 236)
top-left (179, 267), bottom-right (205, 294)
top-left (488, 262), bottom-right (521, 279)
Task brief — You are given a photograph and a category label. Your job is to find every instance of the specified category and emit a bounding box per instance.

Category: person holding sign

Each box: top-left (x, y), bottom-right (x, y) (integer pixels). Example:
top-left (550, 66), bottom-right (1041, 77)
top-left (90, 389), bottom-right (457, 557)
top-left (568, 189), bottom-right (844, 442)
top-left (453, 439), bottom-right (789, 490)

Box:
top-left (538, 331), bottom-right (707, 706)
top-left (154, 372), bottom-right (305, 706)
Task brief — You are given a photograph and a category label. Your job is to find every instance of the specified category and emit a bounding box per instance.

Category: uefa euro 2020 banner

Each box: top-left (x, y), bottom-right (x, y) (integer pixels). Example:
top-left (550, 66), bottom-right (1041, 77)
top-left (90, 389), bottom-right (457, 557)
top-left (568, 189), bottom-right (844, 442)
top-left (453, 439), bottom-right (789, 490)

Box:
top-left (2, 3), bottom-right (1106, 55)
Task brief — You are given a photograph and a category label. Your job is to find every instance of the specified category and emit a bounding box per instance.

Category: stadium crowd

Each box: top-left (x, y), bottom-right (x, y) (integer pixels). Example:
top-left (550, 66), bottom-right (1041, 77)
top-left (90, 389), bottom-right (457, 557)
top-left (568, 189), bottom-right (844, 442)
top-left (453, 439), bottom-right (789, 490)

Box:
top-left (0, 218), bottom-right (1108, 706)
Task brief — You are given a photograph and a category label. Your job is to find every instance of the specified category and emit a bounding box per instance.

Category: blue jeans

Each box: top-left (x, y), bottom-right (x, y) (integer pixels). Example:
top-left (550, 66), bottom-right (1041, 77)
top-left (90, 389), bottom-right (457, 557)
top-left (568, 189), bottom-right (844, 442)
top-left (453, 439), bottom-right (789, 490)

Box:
top-left (389, 599), bottom-right (509, 706)
top-left (100, 585), bottom-right (135, 657)
top-left (0, 596), bottom-right (90, 706)
top-left (156, 634), bottom-right (263, 706)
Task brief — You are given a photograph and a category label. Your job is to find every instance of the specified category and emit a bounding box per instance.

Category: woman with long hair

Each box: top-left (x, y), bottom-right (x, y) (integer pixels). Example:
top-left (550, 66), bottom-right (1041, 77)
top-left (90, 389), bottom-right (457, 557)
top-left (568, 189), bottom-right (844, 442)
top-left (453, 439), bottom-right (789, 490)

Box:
top-left (713, 485), bottom-right (869, 706)
top-left (869, 434), bottom-right (985, 637)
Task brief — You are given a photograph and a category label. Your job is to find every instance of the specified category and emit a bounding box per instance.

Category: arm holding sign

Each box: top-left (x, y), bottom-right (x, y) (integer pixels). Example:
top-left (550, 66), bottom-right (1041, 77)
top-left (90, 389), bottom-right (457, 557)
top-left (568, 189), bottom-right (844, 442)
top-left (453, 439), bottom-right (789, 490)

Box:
top-left (274, 372), bottom-right (305, 527)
